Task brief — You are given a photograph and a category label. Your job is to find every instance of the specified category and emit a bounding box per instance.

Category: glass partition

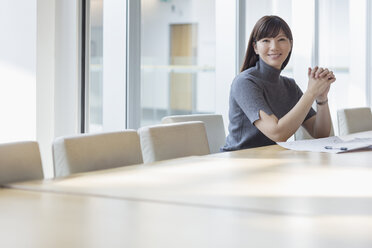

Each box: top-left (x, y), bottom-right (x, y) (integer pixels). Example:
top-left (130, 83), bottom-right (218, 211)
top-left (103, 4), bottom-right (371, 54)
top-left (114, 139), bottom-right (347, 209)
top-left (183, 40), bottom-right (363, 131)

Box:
top-left (141, 0), bottom-right (216, 126)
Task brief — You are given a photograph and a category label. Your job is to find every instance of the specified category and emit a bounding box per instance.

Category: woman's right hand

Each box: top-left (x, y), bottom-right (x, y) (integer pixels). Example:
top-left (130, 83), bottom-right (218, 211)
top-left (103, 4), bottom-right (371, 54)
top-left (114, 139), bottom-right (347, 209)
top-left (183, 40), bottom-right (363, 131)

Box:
top-left (306, 66), bottom-right (335, 100)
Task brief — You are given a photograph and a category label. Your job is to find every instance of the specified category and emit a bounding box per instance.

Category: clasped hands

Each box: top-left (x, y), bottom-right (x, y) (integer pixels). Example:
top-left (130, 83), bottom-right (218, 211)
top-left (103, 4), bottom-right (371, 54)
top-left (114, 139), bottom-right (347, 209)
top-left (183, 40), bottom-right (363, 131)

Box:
top-left (307, 66), bottom-right (336, 102)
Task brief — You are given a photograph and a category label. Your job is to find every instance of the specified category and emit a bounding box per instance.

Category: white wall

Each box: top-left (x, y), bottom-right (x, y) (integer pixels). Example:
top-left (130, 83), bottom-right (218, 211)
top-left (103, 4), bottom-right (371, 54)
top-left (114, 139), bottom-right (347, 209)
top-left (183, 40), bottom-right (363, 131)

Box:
top-left (37, 0), bottom-right (80, 178)
top-left (54, 0), bottom-right (80, 138)
top-left (0, 0), bottom-right (79, 178)
top-left (102, 0), bottom-right (127, 131)
top-left (0, 0), bottom-right (37, 143)
top-left (37, 0), bottom-right (56, 178)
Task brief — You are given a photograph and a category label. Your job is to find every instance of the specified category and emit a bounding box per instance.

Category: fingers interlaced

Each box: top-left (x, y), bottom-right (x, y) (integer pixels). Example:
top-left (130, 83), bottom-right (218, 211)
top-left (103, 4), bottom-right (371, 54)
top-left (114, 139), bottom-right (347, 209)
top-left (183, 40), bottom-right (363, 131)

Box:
top-left (309, 66), bottom-right (336, 82)
top-left (319, 69), bottom-right (329, 77)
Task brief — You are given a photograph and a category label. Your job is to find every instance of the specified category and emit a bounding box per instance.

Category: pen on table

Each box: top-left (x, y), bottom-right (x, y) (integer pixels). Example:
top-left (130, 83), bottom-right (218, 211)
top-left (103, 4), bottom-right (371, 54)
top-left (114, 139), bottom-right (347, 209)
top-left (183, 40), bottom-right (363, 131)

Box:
top-left (324, 146), bottom-right (348, 151)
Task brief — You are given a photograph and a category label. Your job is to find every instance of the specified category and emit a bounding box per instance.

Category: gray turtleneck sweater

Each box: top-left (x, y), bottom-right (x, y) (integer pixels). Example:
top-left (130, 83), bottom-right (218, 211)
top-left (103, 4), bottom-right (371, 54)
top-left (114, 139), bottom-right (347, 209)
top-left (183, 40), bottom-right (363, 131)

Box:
top-left (222, 58), bottom-right (316, 151)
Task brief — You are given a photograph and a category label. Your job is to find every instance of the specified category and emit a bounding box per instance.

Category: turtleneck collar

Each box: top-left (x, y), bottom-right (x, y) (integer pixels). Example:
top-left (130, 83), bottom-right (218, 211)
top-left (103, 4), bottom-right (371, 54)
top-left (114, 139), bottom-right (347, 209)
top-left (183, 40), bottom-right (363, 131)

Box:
top-left (254, 57), bottom-right (282, 82)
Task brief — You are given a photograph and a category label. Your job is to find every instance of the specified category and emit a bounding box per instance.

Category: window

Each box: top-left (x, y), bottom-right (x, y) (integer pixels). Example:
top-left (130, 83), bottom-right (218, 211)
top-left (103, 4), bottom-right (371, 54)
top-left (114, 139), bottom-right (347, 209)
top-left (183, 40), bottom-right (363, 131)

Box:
top-left (319, 0), bottom-right (368, 133)
top-left (87, 0), bottom-right (104, 132)
top-left (369, 0), bottom-right (372, 106)
top-left (85, 0), bottom-right (127, 132)
top-left (83, 0), bottom-right (372, 134)
top-left (140, 0), bottom-right (216, 126)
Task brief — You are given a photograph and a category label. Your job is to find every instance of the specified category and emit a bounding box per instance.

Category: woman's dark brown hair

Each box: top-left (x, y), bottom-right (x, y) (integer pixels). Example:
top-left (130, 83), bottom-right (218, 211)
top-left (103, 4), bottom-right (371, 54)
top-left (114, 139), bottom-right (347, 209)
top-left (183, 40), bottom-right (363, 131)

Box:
top-left (240, 15), bottom-right (293, 72)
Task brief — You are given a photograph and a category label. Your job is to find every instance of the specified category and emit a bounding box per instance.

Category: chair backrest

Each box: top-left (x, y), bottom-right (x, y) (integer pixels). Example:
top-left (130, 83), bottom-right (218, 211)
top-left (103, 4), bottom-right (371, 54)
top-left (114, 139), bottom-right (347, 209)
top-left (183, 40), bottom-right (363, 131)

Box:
top-left (294, 126), bottom-right (313, 140)
top-left (138, 121), bottom-right (210, 163)
top-left (337, 107), bottom-right (372, 136)
top-left (0, 141), bottom-right (43, 184)
top-left (53, 130), bottom-right (143, 178)
top-left (161, 114), bottom-right (226, 153)
top-left (294, 124), bottom-right (335, 140)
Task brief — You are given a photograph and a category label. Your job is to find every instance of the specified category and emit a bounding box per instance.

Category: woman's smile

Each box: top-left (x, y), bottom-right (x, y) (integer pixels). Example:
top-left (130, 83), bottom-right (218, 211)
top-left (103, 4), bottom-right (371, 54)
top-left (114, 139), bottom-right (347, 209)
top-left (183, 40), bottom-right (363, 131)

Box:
top-left (267, 53), bottom-right (282, 59)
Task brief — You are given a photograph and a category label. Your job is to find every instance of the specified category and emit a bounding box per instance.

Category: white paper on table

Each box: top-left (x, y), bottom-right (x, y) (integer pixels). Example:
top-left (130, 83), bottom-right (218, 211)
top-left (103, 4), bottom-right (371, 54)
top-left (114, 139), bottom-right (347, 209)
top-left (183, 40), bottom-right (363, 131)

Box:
top-left (277, 136), bottom-right (372, 153)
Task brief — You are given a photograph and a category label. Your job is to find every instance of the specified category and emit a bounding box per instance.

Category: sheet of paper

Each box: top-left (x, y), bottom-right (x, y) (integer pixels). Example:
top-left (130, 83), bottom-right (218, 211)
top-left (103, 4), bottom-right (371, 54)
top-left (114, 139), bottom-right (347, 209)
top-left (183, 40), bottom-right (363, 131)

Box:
top-left (277, 136), bottom-right (372, 153)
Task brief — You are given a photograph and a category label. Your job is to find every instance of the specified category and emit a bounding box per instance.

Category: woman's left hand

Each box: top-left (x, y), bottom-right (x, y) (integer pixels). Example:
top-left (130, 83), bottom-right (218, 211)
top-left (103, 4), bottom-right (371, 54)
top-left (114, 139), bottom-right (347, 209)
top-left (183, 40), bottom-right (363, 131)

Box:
top-left (317, 85), bottom-right (330, 101)
top-left (308, 67), bottom-right (336, 101)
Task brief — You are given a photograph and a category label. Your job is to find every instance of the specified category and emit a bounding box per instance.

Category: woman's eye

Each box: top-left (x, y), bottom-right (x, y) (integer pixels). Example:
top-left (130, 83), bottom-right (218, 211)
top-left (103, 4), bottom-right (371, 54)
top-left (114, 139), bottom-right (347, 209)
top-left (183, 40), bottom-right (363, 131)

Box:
top-left (279, 38), bottom-right (287, 41)
top-left (262, 39), bottom-right (269, 43)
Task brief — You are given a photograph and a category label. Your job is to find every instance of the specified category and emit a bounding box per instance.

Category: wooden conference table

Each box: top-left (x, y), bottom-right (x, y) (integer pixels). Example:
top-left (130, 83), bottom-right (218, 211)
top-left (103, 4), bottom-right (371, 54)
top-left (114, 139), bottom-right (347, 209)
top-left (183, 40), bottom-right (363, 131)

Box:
top-left (2, 131), bottom-right (372, 247)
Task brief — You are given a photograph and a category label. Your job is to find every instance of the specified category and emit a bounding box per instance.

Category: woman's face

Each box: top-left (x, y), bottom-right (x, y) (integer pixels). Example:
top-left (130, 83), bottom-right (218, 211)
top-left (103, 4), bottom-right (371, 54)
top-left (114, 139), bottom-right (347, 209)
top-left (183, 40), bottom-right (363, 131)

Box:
top-left (254, 30), bottom-right (292, 70)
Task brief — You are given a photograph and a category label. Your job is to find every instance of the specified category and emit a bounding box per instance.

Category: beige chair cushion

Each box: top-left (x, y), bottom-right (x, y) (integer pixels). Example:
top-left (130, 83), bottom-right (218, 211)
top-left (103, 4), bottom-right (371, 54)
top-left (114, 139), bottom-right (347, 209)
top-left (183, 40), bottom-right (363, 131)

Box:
top-left (53, 130), bottom-right (143, 177)
top-left (161, 114), bottom-right (226, 153)
top-left (139, 121), bottom-right (210, 163)
top-left (337, 107), bottom-right (372, 136)
top-left (0, 141), bottom-right (43, 184)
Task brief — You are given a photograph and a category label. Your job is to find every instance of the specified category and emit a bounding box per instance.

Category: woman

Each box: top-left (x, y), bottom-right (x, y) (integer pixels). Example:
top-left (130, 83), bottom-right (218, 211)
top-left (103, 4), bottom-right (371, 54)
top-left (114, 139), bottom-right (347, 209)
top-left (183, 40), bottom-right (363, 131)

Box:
top-left (222, 15), bottom-right (335, 151)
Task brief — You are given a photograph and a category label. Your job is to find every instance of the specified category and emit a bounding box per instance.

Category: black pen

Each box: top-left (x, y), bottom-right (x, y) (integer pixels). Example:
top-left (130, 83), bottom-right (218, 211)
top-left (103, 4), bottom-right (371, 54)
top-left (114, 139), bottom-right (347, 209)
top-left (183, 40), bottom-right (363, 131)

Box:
top-left (324, 146), bottom-right (348, 151)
